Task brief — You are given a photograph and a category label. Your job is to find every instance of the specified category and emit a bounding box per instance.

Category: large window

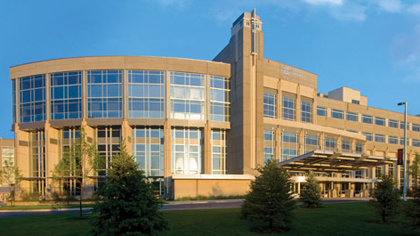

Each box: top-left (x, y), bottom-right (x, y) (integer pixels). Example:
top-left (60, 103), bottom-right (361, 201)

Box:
top-left (301, 101), bottom-right (312, 123)
top-left (400, 121), bottom-right (409, 130)
top-left (128, 71), bottom-right (164, 118)
top-left (400, 138), bottom-right (410, 146)
top-left (211, 130), bottom-right (227, 174)
top-left (171, 128), bottom-right (203, 174)
top-left (413, 124), bottom-right (420, 132)
top-left (362, 114), bottom-right (373, 124)
top-left (132, 127), bottom-right (164, 177)
top-left (281, 133), bottom-right (297, 161)
top-left (263, 93), bottom-right (276, 118)
top-left (389, 136), bottom-right (398, 144)
top-left (51, 71), bottom-right (82, 120)
top-left (346, 112), bottom-right (358, 122)
top-left (413, 139), bottom-right (420, 147)
top-left (356, 143), bottom-right (363, 153)
top-left (362, 132), bottom-right (373, 141)
top-left (305, 135), bottom-right (318, 152)
top-left (170, 72), bottom-right (204, 120)
top-left (317, 106), bottom-right (327, 117)
top-left (12, 79), bottom-right (16, 123)
top-left (331, 109), bottom-right (344, 119)
top-left (87, 70), bottom-right (123, 118)
top-left (342, 141), bottom-right (351, 152)
top-left (325, 138), bottom-right (336, 151)
top-left (282, 97), bottom-right (295, 121)
top-left (31, 130), bottom-right (46, 195)
top-left (375, 134), bottom-right (385, 143)
top-left (388, 119), bottom-right (398, 128)
top-left (264, 130), bottom-right (275, 163)
top-left (375, 117), bottom-right (385, 126)
top-left (20, 75), bottom-right (46, 123)
top-left (211, 76), bottom-right (230, 122)
top-left (97, 126), bottom-right (121, 174)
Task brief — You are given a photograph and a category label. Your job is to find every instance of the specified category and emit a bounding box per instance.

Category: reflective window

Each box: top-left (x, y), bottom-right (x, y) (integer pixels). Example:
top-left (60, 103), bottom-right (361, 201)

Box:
top-left (375, 117), bottom-right (385, 126)
top-left (31, 130), bottom-right (46, 195)
top-left (388, 119), bottom-right (398, 128)
top-left (128, 71), bottom-right (164, 118)
top-left (362, 132), bottom-right (373, 141)
top-left (389, 136), bottom-right (398, 144)
top-left (325, 138), bottom-right (336, 151)
top-left (171, 128), bottom-right (203, 174)
top-left (281, 133), bottom-right (297, 161)
top-left (346, 112), bottom-right (358, 122)
top-left (375, 134), bottom-right (385, 143)
top-left (376, 166), bottom-right (383, 178)
top-left (356, 143), bottom-right (363, 153)
top-left (282, 97), bottom-right (295, 121)
top-left (400, 121), bottom-right (410, 130)
top-left (51, 71), bottom-right (82, 120)
top-left (170, 72), bottom-right (204, 120)
top-left (264, 130), bottom-right (275, 163)
top-left (211, 76), bottom-right (230, 121)
top-left (96, 126), bottom-right (121, 175)
top-left (413, 139), bottom-right (420, 147)
top-left (331, 109), bottom-right (343, 119)
top-left (301, 101), bottom-right (312, 123)
top-left (362, 114), bottom-right (373, 124)
top-left (12, 79), bottom-right (16, 123)
top-left (305, 135), bottom-right (318, 152)
top-left (87, 70), bottom-right (123, 118)
top-left (317, 106), bottom-right (327, 117)
top-left (400, 137), bottom-right (410, 146)
top-left (388, 163), bottom-right (394, 176)
top-left (413, 124), bottom-right (420, 132)
top-left (19, 75), bottom-right (46, 123)
top-left (263, 93), bottom-right (276, 118)
top-left (132, 127), bottom-right (164, 177)
top-left (342, 141), bottom-right (351, 152)
top-left (211, 130), bottom-right (227, 174)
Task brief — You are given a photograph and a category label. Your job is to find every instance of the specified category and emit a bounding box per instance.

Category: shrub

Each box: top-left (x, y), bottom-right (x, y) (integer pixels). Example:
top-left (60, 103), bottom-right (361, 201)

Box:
top-left (300, 171), bottom-right (322, 208)
top-left (369, 175), bottom-right (400, 223)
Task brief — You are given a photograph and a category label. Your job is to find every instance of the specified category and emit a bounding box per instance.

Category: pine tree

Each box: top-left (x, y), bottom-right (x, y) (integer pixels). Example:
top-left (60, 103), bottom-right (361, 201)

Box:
top-left (300, 171), bottom-right (322, 208)
top-left (369, 175), bottom-right (401, 223)
top-left (404, 186), bottom-right (420, 228)
top-left (91, 143), bottom-right (168, 236)
top-left (241, 159), bottom-right (296, 230)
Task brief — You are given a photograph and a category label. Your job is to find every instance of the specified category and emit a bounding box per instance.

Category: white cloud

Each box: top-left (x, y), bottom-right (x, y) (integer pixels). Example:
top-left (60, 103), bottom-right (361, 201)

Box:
top-left (302, 0), bottom-right (343, 5)
top-left (408, 4), bottom-right (420, 14)
top-left (329, 3), bottom-right (367, 21)
top-left (375, 0), bottom-right (402, 13)
top-left (392, 24), bottom-right (420, 82)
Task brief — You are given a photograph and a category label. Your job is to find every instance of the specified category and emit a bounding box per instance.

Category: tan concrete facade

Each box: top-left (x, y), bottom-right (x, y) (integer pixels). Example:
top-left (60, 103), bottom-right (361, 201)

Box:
top-left (9, 11), bottom-right (420, 199)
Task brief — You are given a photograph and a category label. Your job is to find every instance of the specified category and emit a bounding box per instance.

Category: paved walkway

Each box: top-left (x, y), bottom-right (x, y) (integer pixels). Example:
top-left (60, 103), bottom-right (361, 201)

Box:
top-left (0, 198), bottom-right (370, 219)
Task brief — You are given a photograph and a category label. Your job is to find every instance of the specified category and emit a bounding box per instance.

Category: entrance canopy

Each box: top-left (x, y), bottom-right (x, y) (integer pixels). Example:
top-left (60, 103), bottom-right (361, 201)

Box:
top-left (278, 150), bottom-right (396, 173)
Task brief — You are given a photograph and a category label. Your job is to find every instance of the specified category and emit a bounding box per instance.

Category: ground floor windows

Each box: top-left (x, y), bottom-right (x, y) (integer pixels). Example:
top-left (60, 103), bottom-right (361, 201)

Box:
top-left (132, 127), bottom-right (164, 177)
top-left (171, 128), bottom-right (203, 174)
top-left (211, 130), bottom-right (227, 174)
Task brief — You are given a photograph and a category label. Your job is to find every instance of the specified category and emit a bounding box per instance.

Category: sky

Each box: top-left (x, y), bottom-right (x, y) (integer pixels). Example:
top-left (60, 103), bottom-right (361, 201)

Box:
top-left (0, 0), bottom-right (420, 139)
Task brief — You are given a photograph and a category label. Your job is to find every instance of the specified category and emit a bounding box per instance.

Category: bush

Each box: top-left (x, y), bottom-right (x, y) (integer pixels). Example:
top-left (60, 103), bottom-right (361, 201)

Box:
top-left (403, 186), bottom-right (420, 228)
top-left (91, 144), bottom-right (168, 235)
top-left (369, 175), bottom-right (400, 223)
top-left (300, 171), bottom-right (322, 208)
top-left (241, 159), bottom-right (296, 230)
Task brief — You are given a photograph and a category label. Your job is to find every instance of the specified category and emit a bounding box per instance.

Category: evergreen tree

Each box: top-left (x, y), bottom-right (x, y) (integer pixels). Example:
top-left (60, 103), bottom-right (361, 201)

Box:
top-left (369, 175), bottom-right (401, 223)
top-left (241, 159), bottom-right (296, 230)
top-left (300, 171), bottom-right (322, 208)
top-left (404, 186), bottom-right (420, 228)
top-left (91, 143), bottom-right (168, 236)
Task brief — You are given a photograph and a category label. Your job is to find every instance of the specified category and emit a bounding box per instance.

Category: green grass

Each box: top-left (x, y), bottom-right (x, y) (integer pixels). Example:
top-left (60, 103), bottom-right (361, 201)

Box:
top-left (0, 202), bottom-right (419, 236)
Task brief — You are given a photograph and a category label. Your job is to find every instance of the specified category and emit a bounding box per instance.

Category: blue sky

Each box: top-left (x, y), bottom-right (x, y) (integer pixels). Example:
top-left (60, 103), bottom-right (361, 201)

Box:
top-left (0, 0), bottom-right (419, 139)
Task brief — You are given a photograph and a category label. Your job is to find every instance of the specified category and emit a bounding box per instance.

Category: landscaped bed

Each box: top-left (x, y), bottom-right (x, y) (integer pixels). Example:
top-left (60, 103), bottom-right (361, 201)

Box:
top-left (0, 202), bottom-right (418, 236)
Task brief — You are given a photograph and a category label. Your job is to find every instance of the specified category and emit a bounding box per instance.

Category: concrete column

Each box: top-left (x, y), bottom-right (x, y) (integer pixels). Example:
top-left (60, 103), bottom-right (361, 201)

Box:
top-left (14, 125), bottom-right (31, 198)
top-left (44, 121), bottom-right (60, 198)
top-left (163, 120), bottom-right (171, 177)
top-left (121, 119), bottom-right (132, 155)
top-left (337, 135), bottom-right (342, 152)
top-left (277, 81), bottom-right (281, 119)
top-left (299, 129), bottom-right (305, 155)
top-left (204, 123), bottom-right (211, 174)
top-left (320, 132), bottom-right (325, 150)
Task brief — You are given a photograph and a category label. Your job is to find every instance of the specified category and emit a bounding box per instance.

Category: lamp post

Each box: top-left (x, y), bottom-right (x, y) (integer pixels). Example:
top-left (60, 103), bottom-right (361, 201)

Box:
top-left (398, 101), bottom-right (407, 201)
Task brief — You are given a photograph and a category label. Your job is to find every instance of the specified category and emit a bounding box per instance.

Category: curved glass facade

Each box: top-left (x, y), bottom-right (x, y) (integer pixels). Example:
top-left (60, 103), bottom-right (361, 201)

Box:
top-left (20, 75), bottom-right (46, 123)
top-left (51, 71), bottom-right (82, 120)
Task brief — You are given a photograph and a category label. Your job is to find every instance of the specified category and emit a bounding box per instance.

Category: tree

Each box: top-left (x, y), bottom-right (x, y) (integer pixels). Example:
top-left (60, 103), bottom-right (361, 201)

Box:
top-left (91, 143), bottom-right (168, 236)
top-left (409, 153), bottom-right (420, 188)
top-left (404, 186), bottom-right (420, 228)
top-left (369, 175), bottom-right (401, 223)
top-left (0, 160), bottom-right (22, 205)
top-left (300, 171), bottom-right (322, 208)
top-left (241, 159), bottom-right (296, 230)
top-left (52, 128), bottom-right (102, 217)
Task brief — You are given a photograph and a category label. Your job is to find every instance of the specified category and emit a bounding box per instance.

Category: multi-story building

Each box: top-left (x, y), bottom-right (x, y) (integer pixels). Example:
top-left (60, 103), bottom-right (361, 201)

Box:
top-left (0, 138), bottom-right (15, 186)
top-left (9, 10), bottom-right (420, 199)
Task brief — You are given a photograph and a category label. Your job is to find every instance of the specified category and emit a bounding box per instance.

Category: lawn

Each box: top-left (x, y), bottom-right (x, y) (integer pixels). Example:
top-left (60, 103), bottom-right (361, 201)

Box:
top-left (0, 202), bottom-right (418, 236)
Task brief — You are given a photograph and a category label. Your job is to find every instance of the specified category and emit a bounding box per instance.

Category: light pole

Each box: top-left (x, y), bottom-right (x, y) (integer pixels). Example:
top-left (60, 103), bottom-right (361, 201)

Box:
top-left (398, 101), bottom-right (407, 201)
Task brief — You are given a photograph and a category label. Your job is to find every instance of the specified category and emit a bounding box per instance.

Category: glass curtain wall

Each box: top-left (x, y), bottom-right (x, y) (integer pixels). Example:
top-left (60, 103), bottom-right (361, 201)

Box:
top-left (20, 75), bottom-right (46, 123)
top-left (31, 130), bottom-right (46, 195)
top-left (171, 128), bottom-right (203, 174)
top-left (12, 79), bottom-right (16, 123)
top-left (211, 130), bottom-right (227, 174)
top-left (132, 127), bottom-right (164, 177)
top-left (87, 70), bottom-right (123, 118)
top-left (96, 126), bottom-right (121, 175)
top-left (170, 72), bottom-right (205, 120)
top-left (210, 76), bottom-right (230, 122)
top-left (128, 71), bottom-right (164, 118)
top-left (61, 128), bottom-right (81, 196)
top-left (50, 71), bottom-right (82, 120)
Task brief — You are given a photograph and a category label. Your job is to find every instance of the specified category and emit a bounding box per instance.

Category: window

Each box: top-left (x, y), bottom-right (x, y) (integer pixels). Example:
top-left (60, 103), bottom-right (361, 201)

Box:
top-left (413, 139), bottom-right (420, 147)
top-left (51, 71), bottom-right (82, 120)
top-left (352, 99), bottom-right (360, 104)
top-left (388, 119), bottom-right (398, 128)
top-left (342, 141), bottom-right (351, 152)
top-left (375, 134), bottom-right (385, 143)
top-left (12, 79), bottom-right (16, 123)
top-left (282, 97), bottom-right (295, 121)
top-left (346, 112), bottom-right (358, 122)
top-left (281, 133), bottom-right (297, 161)
top-left (389, 136), bottom-right (398, 144)
top-left (170, 72), bottom-right (205, 120)
top-left (325, 138), bottom-right (336, 151)
top-left (264, 130), bottom-right (275, 163)
top-left (400, 138), bottom-right (410, 145)
top-left (128, 71), bottom-right (164, 118)
top-left (211, 76), bottom-right (230, 121)
top-left (400, 121), bottom-right (410, 130)
top-left (413, 124), bottom-right (420, 132)
top-left (362, 132), bottom-right (373, 141)
top-left (388, 163), bottom-right (394, 176)
top-left (362, 114), bottom-right (373, 124)
top-left (87, 70), bottom-right (123, 118)
top-left (132, 127), bottom-right (164, 177)
top-left (331, 109), bottom-right (344, 119)
top-left (19, 75), bottom-right (46, 123)
top-left (305, 135), bottom-right (318, 152)
top-left (317, 106), bottom-right (327, 117)
top-left (263, 93), bottom-right (276, 118)
top-left (375, 117), bottom-right (385, 126)
top-left (171, 128), bottom-right (203, 174)
top-left (211, 130), bottom-right (227, 174)
top-left (376, 166), bottom-right (383, 178)
top-left (356, 143), bottom-right (363, 153)
top-left (301, 101), bottom-right (312, 123)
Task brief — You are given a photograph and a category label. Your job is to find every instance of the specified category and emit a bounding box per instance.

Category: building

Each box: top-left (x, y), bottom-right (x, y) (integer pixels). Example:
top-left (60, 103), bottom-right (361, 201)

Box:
top-left (9, 11), bottom-right (420, 199)
top-left (0, 138), bottom-right (15, 186)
